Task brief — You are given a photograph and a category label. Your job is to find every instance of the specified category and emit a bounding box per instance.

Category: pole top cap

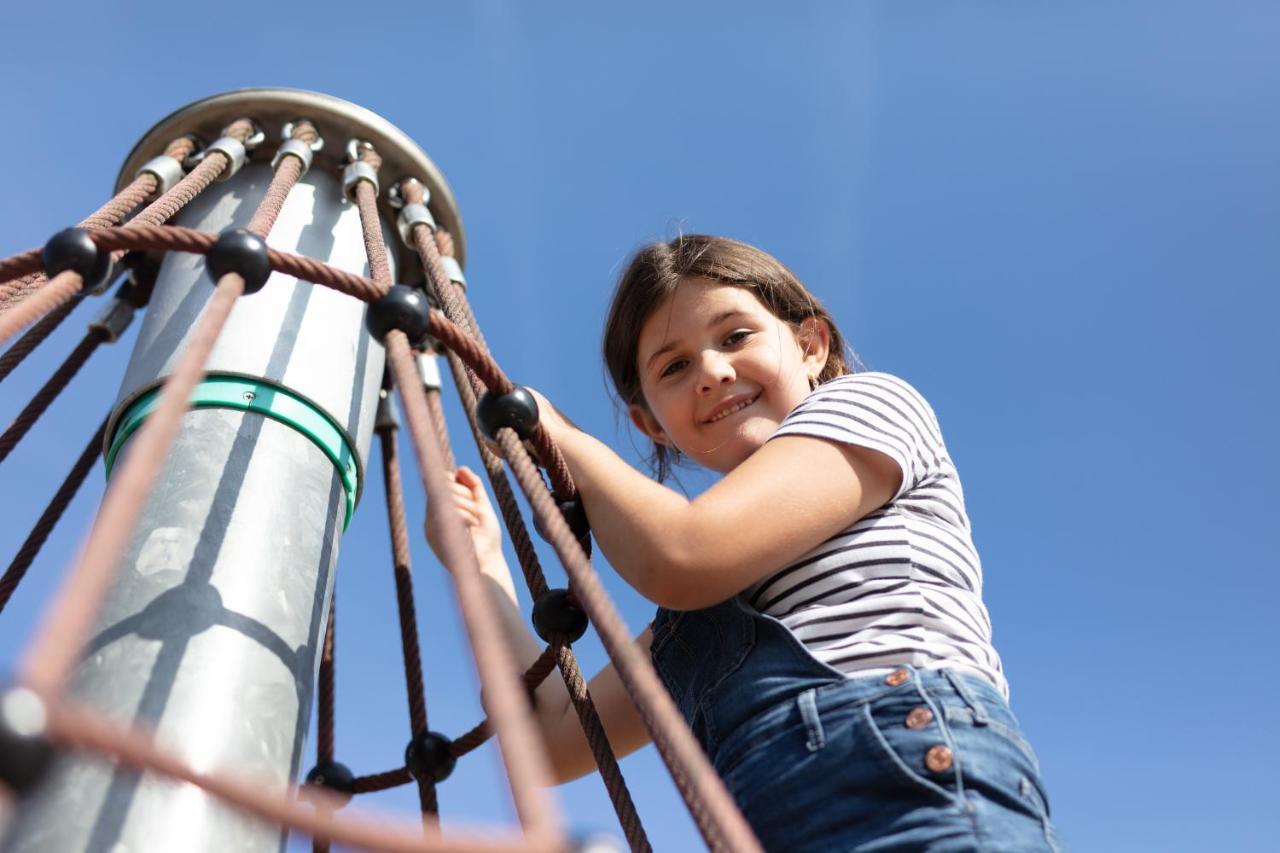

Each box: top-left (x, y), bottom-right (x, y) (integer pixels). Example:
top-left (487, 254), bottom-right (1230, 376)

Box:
top-left (114, 88), bottom-right (467, 268)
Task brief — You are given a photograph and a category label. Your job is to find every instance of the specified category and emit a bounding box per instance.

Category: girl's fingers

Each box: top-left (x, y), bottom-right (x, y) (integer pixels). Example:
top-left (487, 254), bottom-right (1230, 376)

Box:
top-left (455, 466), bottom-right (492, 502)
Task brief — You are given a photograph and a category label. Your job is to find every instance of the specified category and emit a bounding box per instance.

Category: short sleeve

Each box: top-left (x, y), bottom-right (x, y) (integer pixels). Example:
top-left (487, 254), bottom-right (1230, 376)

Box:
top-left (770, 372), bottom-right (946, 501)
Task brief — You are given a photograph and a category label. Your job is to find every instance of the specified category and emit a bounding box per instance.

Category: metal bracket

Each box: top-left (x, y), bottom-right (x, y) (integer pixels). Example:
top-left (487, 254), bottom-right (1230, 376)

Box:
top-left (416, 352), bottom-right (442, 390)
top-left (203, 136), bottom-right (248, 181)
top-left (396, 203), bottom-right (436, 247)
top-left (281, 120), bottom-right (325, 151)
top-left (343, 161), bottom-right (379, 201)
top-left (87, 297), bottom-right (136, 342)
top-left (271, 139), bottom-right (315, 176)
top-left (387, 180), bottom-right (430, 210)
top-left (438, 255), bottom-right (466, 289)
top-left (134, 155), bottom-right (185, 196)
top-left (374, 388), bottom-right (401, 432)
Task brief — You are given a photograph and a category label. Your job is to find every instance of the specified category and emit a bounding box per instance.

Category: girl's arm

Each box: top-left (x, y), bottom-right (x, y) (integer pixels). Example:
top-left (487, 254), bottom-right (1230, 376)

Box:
top-left (426, 467), bottom-right (653, 783)
top-left (530, 395), bottom-right (903, 610)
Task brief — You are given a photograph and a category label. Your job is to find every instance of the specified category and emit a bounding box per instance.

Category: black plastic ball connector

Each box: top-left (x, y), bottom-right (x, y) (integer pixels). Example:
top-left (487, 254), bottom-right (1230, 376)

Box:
top-left (206, 228), bottom-right (272, 294)
top-left (531, 588), bottom-right (589, 644)
top-left (404, 731), bottom-right (456, 783)
top-left (475, 386), bottom-right (540, 442)
top-left (365, 284), bottom-right (433, 347)
top-left (0, 686), bottom-right (56, 796)
top-left (532, 495), bottom-right (591, 547)
top-left (304, 760), bottom-right (355, 807)
top-left (42, 227), bottom-right (112, 291)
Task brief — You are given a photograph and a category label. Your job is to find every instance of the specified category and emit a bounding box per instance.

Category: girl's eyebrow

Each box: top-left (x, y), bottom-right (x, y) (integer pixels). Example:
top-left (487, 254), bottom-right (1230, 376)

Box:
top-left (644, 310), bottom-right (750, 372)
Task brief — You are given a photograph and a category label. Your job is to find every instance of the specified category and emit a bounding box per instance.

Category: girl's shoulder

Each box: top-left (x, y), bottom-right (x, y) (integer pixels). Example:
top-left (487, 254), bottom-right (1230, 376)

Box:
top-left (776, 371), bottom-right (948, 501)
top-left (796, 371), bottom-right (941, 431)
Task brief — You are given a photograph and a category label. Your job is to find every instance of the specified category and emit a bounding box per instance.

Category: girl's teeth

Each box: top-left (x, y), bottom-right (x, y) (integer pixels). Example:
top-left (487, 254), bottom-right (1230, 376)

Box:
top-left (711, 399), bottom-right (749, 422)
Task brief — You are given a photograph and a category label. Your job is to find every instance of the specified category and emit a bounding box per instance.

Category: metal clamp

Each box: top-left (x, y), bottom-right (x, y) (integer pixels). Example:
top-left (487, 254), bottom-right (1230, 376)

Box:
top-left (374, 388), bottom-right (400, 432)
top-left (134, 155), bottom-right (185, 196)
top-left (205, 136), bottom-right (248, 181)
top-left (282, 121), bottom-right (325, 152)
top-left (396, 203), bottom-right (436, 246)
top-left (439, 255), bottom-right (466, 289)
top-left (271, 139), bottom-right (315, 176)
top-left (87, 297), bottom-right (136, 342)
top-left (342, 161), bottom-right (379, 201)
top-left (387, 180), bottom-right (430, 210)
top-left (416, 352), bottom-right (442, 390)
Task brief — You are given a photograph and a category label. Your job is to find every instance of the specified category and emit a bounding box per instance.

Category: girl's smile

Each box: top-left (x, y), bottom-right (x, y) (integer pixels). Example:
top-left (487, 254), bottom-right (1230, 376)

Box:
top-left (628, 278), bottom-right (830, 474)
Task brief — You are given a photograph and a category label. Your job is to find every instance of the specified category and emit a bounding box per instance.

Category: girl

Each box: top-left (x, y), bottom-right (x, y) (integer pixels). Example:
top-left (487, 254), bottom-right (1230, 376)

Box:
top-left (427, 235), bottom-right (1061, 851)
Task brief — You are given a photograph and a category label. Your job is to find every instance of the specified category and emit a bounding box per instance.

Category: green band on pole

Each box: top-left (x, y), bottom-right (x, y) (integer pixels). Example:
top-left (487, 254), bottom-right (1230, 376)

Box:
top-left (105, 375), bottom-right (361, 529)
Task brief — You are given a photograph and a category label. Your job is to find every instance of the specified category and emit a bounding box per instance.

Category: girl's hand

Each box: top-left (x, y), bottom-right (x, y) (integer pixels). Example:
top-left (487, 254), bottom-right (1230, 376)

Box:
top-left (426, 466), bottom-right (504, 566)
top-left (525, 387), bottom-right (578, 442)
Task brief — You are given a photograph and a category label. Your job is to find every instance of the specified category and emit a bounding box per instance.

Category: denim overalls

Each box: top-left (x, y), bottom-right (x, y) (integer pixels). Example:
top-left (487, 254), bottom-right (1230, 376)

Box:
top-left (650, 596), bottom-right (1063, 852)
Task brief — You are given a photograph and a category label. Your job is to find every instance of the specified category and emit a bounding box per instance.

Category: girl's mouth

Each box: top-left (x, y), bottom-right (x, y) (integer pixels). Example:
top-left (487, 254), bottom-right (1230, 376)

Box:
top-left (704, 392), bottom-right (760, 424)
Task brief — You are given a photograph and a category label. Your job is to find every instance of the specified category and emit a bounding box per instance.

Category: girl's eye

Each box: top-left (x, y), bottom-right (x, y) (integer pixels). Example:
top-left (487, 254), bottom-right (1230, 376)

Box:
top-left (724, 330), bottom-right (751, 346)
top-left (660, 358), bottom-right (687, 378)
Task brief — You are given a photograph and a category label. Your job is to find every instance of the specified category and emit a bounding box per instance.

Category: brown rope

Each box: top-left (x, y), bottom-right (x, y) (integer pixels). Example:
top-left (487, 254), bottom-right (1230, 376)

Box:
top-left (400, 187), bottom-right (573, 500)
top-left (399, 196), bottom-right (759, 848)
top-left (43, 697), bottom-right (555, 853)
top-left (0, 124), bottom-right (247, 345)
top-left (352, 153), bottom-right (440, 819)
top-left (318, 598), bottom-right (336, 763)
top-left (386, 332), bottom-right (562, 842)
top-left (0, 328), bottom-right (108, 463)
top-left (423, 386), bottom-right (455, 470)
top-left (352, 146), bottom-right (394, 291)
top-left (0, 293), bottom-right (86, 384)
top-left (17, 272), bottom-right (245, 695)
top-left (0, 419), bottom-right (106, 614)
top-left (404, 208), bottom-right (650, 852)
top-left (396, 187), bottom-right (756, 849)
top-left (15, 117), bottom-right (297, 695)
top-left (0, 171), bottom-right (157, 310)
top-left (0, 249), bottom-right (42, 288)
top-left (375, 422), bottom-right (438, 814)
top-left (314, 597), bottom-right (337, 853)
top-left (0, 222), bottom-right (389, 319)
top-left (248, 121), bottom-right (317, 238)
top-left (348, 644), bottom-right (560, 796)
top-left (131, 122), bottom-right (253, 230)
top-left (0, 271), bottom-right (85, 350)
top-left (496, 428), bottom-right (761, 852)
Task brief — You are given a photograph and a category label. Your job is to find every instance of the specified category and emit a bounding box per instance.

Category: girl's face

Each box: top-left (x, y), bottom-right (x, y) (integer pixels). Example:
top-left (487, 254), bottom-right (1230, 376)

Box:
top-left (629, 278), bottom-right (830, 474)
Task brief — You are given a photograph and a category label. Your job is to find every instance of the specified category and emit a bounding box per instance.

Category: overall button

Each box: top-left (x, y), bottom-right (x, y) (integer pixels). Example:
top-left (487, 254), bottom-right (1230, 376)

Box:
top-left (925, 745), bottom-right (953, 773)
top-left (885, 669), bottom-right (910, 687)
top-left (905, 706), bottom-right (934, 729)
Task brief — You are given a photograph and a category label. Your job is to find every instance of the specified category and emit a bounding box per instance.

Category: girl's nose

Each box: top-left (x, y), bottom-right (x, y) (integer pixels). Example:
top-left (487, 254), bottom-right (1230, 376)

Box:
top-left (697, 352), bottom-right (735, 393)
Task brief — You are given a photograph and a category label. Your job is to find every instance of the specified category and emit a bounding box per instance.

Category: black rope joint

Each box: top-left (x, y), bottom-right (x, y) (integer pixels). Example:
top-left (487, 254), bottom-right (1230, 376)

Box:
top-left (42, 227), bottom-right (112, 292)
top-left (405, 731), bottom-right (456, 783)
top-left (476, 386), bottom-right (539, 442)
top-left (0, 686), bottom-right (55, 797)
top-left (303, 759), bottom-right (356, 807)
top-left (532, 588), bottom-right (589, 644)
top-left (533, 495), bottom-right (592, 554)
top-left (206, 228), bottom-right (271, 294)
top-left (366, 284), bottom-right (433, 347)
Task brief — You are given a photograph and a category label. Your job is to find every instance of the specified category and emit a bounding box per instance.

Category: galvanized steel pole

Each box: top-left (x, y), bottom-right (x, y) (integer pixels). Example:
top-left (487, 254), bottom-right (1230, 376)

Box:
top-left (5, 90), bottom-right (463, 853)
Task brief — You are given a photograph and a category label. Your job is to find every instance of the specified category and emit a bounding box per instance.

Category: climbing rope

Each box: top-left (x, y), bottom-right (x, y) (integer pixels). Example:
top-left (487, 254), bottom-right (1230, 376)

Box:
top-left (0, 128), bottom-right (765, 852)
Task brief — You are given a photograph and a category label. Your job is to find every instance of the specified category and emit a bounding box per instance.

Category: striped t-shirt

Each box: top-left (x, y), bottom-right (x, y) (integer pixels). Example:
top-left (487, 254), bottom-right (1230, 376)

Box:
top-left (745, 372), bottom-right (1008, 697)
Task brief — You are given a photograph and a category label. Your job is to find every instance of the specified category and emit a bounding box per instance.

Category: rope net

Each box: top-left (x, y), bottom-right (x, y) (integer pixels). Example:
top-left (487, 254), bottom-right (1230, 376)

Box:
top-left (0, 119), bottom-right (762, 853)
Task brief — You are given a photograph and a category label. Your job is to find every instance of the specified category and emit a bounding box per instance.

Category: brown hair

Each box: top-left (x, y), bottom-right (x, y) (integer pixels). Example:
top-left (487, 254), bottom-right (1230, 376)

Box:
top-left (603, 234), bottom-right (856, 481)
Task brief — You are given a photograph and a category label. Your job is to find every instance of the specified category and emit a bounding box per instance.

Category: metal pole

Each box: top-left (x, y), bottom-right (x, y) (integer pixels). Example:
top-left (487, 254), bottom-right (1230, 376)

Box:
top-left (4, 91), bottom-right (464, 853)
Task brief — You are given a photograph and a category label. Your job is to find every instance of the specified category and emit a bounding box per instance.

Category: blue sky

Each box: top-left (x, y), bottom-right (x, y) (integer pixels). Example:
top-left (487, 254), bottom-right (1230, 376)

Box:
top-left (1, 3), bottom-right (1277, 850)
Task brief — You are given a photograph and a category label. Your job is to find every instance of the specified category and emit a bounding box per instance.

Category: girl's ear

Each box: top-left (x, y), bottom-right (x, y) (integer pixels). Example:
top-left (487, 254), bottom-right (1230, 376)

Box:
top-left (628, 403), bottom-right (671, 446)
top-left (799, 317), bottom-right (832, 382)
